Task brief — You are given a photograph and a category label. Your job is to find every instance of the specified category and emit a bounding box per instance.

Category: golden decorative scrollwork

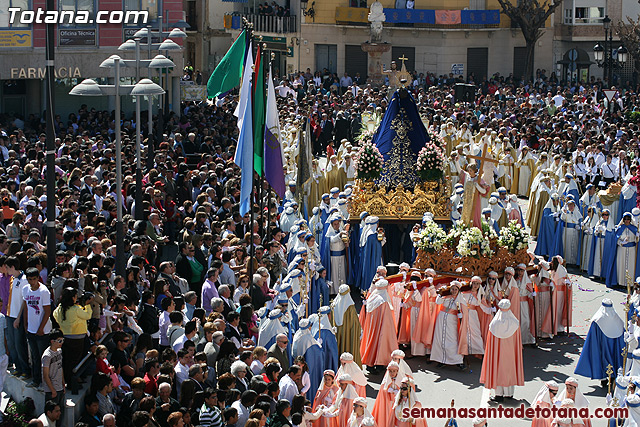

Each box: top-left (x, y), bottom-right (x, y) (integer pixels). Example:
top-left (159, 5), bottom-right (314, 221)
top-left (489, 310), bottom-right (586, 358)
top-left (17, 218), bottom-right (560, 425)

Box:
top-left (348, 178), bottom-right (451, 221)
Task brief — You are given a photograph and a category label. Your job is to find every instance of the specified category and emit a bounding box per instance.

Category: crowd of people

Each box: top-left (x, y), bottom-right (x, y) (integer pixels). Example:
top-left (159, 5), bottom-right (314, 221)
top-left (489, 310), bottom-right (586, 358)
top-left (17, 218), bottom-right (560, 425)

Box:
top-left (0, 60), bottom-right (640, 427)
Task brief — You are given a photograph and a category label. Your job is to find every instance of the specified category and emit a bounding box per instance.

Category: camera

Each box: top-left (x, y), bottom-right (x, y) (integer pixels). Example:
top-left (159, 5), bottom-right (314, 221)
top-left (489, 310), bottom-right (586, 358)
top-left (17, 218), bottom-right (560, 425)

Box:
top-left (78, 291), bottom-right (94, 305)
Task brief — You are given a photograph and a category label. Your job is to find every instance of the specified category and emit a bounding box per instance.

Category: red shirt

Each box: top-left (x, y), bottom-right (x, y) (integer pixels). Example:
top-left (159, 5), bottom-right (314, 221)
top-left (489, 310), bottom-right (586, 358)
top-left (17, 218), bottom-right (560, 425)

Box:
top-left (144, 373), bottom-right (158, 397)
top-left (327, 146), bottom-right (335, 157)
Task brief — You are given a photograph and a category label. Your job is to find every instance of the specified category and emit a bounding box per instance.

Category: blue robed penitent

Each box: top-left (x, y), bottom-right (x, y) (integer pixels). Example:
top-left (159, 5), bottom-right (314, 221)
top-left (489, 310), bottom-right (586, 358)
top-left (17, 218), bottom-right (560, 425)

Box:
top-left (348, 225), bottom-right (361, 286)
top-left (534, 208), bottom-right (557, 258)
top-left (575, 306), bottom-right (625, 380)
top-left (611, 223), bottom-right (639, 288)
top-left (357, 232), bottom-right (382, 291)
top-left (315, 327), bottom-right (339, 374)
top-left (550, 217), bottom-right (582, 267)
top-left (587, 220), bottom-right (617, 287)
top-left (302, 343), bottom-right (324, 400)
top-left (310, 276), bottom-right (330, 314)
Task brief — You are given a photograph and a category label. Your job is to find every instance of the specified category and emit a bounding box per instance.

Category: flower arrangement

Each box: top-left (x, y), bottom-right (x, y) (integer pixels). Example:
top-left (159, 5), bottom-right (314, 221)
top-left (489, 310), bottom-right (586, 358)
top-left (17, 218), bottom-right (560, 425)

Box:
top-left (446, 221), bottom-right (468, 247)
top-left (358, 111), bottom-right (382, 142)
top-left (354, 140), bottom-right (385, 181)
top-left (481, 219), bottom-right (498, 240)
top-left (414, 221), bottom-right (448, 253)
top-left (0, 397), bottom-right (35, 427)
top-left (457, 226), bottom-right (494, 258)
top-left (416, 141), bottom-right (445, 181)
top-left (357, 128), bottom-right (376, 144)
top-left (498, 220), bottom-right (530, 253)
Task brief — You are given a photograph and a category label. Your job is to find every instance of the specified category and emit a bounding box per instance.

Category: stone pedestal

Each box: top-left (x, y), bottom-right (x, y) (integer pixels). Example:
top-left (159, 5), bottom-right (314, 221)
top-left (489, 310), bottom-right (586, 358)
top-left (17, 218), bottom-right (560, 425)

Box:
top-left (361, 42), bottom-right (391, 87)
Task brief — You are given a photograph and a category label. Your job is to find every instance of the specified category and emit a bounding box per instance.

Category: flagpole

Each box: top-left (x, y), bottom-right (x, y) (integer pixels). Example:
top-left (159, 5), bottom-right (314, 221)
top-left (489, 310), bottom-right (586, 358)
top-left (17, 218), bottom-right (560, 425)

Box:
top-left (264, 52), bottom-right (275, 245)
top-left (266, 184), bottom-right (273, 242)
top-left (257, 46), bottom-right (265, 247)
top-left (245, 18), bottom-right (256, 280)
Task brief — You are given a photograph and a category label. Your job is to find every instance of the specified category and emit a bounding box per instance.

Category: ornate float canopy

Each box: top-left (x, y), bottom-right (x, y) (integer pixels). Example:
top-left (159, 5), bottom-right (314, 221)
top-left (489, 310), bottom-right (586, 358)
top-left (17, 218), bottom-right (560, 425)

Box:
top-left (348, 179), bottom-right (451, 221)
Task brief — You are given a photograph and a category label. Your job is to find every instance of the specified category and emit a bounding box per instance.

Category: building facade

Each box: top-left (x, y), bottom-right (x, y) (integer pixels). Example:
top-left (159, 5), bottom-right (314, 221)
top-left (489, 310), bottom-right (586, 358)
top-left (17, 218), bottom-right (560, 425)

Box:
top-left (553, 0), bottom-right (636, 86)
top-left (0, 0), bottom-right (184, 117)
top-left (216, 0), bottom-right (639, 86)
top-left (221, 0), bottom-right (555, 82)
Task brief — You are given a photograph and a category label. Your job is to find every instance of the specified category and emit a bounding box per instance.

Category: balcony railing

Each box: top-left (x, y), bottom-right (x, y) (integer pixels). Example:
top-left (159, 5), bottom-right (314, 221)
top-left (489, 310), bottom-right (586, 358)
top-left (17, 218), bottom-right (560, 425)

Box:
top-left (224, 13), bottom-right (297, 33)
top-left (335, 6), bottom-right (501, 28)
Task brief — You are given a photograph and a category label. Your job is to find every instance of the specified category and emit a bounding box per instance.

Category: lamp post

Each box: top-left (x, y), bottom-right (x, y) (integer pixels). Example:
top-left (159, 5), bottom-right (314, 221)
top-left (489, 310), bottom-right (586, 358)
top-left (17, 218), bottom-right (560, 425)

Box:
top-left (69, 66), bottom-right (165, 275)
top-left (593, 15), bottom-right (628, 88)
top-left (121, 28), bottom-right (185, 172)
top-left (118, 39), bottom-right (178, 219)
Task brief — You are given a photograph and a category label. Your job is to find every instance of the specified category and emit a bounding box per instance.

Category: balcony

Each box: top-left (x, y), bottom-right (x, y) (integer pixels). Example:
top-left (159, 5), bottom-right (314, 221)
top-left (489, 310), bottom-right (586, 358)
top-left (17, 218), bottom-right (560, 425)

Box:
top-left (223, 13), bottom-right (297, 34)
top-left (335, 6), bottom-right (501, 29)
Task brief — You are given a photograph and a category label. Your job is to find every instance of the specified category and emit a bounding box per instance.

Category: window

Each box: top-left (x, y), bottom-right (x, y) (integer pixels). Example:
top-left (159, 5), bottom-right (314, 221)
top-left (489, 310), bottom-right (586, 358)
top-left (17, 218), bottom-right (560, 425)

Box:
top-left (0, 0), bottom-right (30, 29)
top-left (59, 0), bottom-right (95, 27)
top-left (124, 0), bottom-right (158, 25)
top-left (574, 7), bottom-right (604, 24)
top-left (564, 8), bottom-right (572, 24)
top-left (469, 0), bottom-right (486, 10)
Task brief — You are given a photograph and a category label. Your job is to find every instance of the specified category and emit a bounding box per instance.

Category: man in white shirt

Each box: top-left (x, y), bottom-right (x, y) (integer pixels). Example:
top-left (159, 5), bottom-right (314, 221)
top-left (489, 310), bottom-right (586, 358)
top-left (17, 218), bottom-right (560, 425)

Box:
top-left (174, 349), bottom-right (192, 395)
top-left (38, 401), bottom-right (61, 427)
top-left (20, 267), bottom-right (52, 388)
top-left (278, 365), bottom-right (302, 403)
top-left (339, 73), bottom-right (353, 94)
top-left (600, 154), bottom-right (618, 187)
top-left (552, 90), bottom-right (565, 107)
top-left (173, 320), bottom-right (198, 352)
top-left (231, 390), bottom-right (258, 427)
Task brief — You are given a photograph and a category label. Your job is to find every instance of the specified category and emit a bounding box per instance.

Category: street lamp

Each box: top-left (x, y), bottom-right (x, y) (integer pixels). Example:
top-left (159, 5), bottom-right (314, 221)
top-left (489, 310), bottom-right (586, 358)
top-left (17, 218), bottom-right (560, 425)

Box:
top-left (300, 0), bottom-right (315, 20)
top-left (69, 60), bottom-right (166, 275)
top-left (593, 43), bottom-right (604, 64)
top-left (593, 15), bottom-right (628, 87)
top-left (122, 27), bottom-right (185, 171)
top-left (131, 78), bottom-right (165, 221)
top-left (118, 37), bottom-right (179, 218)
top-left (618, 45), bottom-right (629, 65)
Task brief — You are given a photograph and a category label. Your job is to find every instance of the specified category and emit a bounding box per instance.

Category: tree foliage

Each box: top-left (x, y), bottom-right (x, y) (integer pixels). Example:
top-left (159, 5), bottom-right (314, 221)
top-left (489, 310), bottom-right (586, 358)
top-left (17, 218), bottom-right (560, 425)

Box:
top-left (496, 0), bottom-right (563, 81)
top-left (617, 17), bottom-right (640, 73)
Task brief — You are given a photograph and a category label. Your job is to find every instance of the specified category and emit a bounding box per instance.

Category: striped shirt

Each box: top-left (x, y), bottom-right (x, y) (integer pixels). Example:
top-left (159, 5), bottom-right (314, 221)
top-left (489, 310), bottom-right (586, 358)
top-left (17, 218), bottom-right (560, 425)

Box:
top-left (200, 403), bottom-right (222, 427)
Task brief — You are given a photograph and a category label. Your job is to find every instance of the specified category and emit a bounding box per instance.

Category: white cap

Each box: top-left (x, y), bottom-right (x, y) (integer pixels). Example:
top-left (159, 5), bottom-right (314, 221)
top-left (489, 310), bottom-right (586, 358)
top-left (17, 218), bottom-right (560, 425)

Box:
top-left (375, 279), bottom-right (389, 289)
top-left (340, 352), bottom-right (354, 361)
top-left (498, 299), bottom-right (511, 310)
top-left (338, 373), bottom-right (353, 382)
top-left (299, 318), bottom-right (311, 329)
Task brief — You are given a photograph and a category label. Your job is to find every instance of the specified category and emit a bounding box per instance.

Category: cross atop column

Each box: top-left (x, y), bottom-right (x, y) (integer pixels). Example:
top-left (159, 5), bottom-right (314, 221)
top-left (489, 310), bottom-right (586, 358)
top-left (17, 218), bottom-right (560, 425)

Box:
top-left (398, 55), bottom-right (409, 68)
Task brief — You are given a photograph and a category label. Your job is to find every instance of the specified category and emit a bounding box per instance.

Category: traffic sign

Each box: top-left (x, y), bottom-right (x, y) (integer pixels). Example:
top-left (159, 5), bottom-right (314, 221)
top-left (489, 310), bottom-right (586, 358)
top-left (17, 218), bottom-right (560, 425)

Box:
top-left (603, 89), bottom-right (618, 102)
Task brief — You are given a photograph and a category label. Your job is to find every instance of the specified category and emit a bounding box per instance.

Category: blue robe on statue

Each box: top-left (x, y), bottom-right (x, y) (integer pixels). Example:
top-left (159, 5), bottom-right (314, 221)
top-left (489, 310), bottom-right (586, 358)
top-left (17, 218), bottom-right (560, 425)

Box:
top-left (574, 303), bottom-right (625, 380)
top-left (534, 208), bottom-right (558, 258)
top-left (372, 89), bottom-right (430, 188)
top-left (357, 232), bottom-right (382, 291)
top-left (587, 221), bottom-right (617, 288)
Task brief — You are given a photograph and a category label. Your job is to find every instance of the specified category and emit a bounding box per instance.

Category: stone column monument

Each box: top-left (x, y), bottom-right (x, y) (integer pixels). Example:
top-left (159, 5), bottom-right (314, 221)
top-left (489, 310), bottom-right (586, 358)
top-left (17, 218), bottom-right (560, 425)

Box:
top-left (361, 1), bottom-right (391, 87)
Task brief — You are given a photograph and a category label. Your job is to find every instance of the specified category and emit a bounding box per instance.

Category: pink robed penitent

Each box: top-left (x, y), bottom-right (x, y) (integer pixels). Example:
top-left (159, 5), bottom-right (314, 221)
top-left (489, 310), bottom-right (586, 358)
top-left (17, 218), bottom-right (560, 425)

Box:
top-left (360, 285), bottom-right (398, 367)
top-left (414, 286), bottom-right (437, 350)
top-left (479, 302), bottom-right (525, 390)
